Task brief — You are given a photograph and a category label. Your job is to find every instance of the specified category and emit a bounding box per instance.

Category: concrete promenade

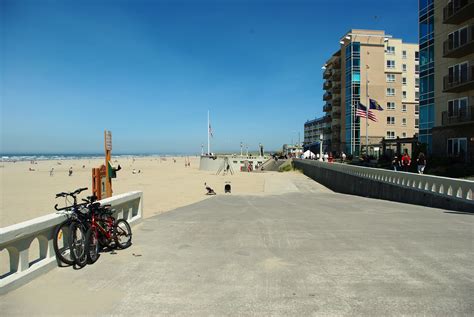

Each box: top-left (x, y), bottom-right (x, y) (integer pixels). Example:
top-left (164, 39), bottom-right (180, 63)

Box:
top-left (1, 174), bottom-right (473, 316)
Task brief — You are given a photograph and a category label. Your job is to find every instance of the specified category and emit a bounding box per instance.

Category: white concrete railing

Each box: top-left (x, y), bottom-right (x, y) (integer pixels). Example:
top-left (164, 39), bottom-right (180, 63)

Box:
top-left (0, 191), bottom-right (143, 295)
top-left (296, 160), bottom-right (474, 202)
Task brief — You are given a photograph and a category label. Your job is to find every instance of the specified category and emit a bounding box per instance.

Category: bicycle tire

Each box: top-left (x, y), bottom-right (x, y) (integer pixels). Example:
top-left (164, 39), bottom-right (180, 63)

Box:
top-left (114, 219), bottom-right (132, 249)
top-left (69, 221), bottom-right (88, 268)
top-left (53, 219), bottom-right (74, 265)
top-left (85, 227), bottom-right (100, 264)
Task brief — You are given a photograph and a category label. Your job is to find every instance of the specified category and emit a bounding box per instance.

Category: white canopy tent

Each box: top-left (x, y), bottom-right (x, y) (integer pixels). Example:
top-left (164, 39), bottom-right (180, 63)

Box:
top-left (303, 150), bottom-right (316, 159)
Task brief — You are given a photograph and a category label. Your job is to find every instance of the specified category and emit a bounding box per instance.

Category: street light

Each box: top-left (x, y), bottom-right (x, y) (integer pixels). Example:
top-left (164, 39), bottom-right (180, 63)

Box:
top-left (319, 134), bottom-right (323, 161)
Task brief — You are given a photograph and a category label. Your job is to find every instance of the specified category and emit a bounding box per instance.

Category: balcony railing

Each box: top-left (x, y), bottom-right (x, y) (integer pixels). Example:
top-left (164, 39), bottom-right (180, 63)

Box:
top-left (441, 106), bottom-right (474, 126)
top-left (443, 0), bottom-right (473, 24)
top-left (323, 92), bottom-right (332, 101)
top-left (323, 127), bottom-right (332, 134)
top-left (332, 98), bottom-right (341, 107)
top-left (323, 116), bottom-right (332, 123)
top-left (443, 25), bottom-right (474, 58)
top-left (443, 63), bottom-right (474, 92)
top-left (332, 69), bottom-right (341, 80)
top-left (323, 80), bottom-right (333, 90)
top-left (323, 68), bottom-right (332, 79)
top-left (332, 111), bottom-right (341, 119)
top-left (323, 104), bottom-right (332, 112)
top-left (333, 57), bottom-right (341, 69)
top-left (332, 124), bottom-right (341, 131)
top-left (332, 83), bottom-right (341, 94)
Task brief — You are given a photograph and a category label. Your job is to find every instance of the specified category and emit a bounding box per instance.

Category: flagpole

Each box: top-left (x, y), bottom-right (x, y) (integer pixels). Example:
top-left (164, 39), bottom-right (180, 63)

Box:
top-left (365, 65), bottom-right (369, 155)
top-left (207, 110), bottom-right (210, 155)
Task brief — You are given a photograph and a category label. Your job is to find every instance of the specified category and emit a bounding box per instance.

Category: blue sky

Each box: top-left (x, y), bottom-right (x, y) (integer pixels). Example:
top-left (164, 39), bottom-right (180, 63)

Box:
top-left (1, 0), bottom-right (418, 154)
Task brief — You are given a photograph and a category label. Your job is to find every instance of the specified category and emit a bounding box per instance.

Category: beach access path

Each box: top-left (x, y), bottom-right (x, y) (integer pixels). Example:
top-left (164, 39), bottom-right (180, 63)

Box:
top-left (1, 173), bottom-right (473, 316)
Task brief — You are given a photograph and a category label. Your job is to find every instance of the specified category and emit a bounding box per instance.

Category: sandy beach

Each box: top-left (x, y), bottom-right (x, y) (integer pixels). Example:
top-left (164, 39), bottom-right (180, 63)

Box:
top-left (0, 156), bottom-right (271, 227)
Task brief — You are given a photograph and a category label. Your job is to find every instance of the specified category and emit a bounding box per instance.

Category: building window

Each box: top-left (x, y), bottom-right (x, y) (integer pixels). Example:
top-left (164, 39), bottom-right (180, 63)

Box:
top-left (386, 46), bottom-right (395, 54)
top-left (415, 65), bottom-right (420, 73)
top-left (386, 74), bottom-right (395, 82)
top-left (448, 97), bottom-right (468, 117)
top-left (402, 64), bottom-right (407, 72)
top-left (402, 104), bottom-right (407, 112)
top-left (447, 138), bottom-right (467, 158)
top-left (386, 131), bottom-right (396, 139)
top-left (415, 91), bottom-right (419, 100)
top-left (402, 77), bottom-right (407, 85)
top-left (387, 88), bottom-right (395, 96)
top-left (387, 116), bottom-right (395, 125)
top-left (448, 27), bottom-right (469, 51)
top-left (448, 62), bottom-right (468, 83)
top-left (387, 102), bottom-right (395, 110)
top-left (415, 118), bottom-right (419, 129)
top-left (415, 51), bottom-right (419, 61)
top-left (386, 60), bottom-right (395, 69)
top-left (415, 78), bottom-right (419, 87)
top-left (403, 91), bottom-right (407, 99)
top-left (402, 50), bottom-right (407, 59)
top-left (415, 104), bottom-right (419, 115)
top-left (402, 132), bottom-right (407, 138)
top-left (402, 118), bottom-right (407, 126)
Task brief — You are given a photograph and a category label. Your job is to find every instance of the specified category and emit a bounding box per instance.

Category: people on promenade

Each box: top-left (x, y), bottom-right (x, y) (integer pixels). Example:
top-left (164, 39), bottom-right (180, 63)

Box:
top-left (392, 155), bottom-right (401, 171)
top-left (417, 152), bottom-right (426, 174)
top-left (401, 151), bottom-right (411, 172)
top-left (323, 152), bottom-right (329, 162)
top-left (341, 152), bottom-right (346, 162)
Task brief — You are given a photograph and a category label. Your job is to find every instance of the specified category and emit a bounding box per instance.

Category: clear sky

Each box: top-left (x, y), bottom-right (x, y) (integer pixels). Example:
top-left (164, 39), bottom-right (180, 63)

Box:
top-left (1, 0), bottom-right (418, 154)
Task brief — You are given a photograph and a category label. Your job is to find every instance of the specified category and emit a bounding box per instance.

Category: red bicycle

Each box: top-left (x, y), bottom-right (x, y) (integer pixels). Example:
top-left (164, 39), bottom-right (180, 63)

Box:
top-left (84, 204), bottom-right (132, 265)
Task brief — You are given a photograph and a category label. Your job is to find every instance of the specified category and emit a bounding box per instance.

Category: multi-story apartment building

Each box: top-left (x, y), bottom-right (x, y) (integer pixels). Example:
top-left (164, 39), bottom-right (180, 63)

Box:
top-left (323, 29), bottom-right (420, 156)
top-left (423, 0), bottom-right (474, 163)
top-left (303, 116), bottom-right (331, 151)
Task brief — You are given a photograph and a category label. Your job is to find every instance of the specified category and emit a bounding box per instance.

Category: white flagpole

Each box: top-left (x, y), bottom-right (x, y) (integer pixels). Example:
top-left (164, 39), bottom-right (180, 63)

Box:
top-left (207, 110), bottom-right (210, 155)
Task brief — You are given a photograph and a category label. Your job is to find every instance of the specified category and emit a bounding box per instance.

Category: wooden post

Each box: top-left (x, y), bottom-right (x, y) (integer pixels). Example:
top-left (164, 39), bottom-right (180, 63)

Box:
top-left (104, 130), bottom-right (112, 198)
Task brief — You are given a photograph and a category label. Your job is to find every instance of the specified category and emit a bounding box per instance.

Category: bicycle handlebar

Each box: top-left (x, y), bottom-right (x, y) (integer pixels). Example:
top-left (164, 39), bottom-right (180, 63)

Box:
top-left (54, 202), bottom-right (88, 211)
top-left (55, 187), bottom-right (88, 199)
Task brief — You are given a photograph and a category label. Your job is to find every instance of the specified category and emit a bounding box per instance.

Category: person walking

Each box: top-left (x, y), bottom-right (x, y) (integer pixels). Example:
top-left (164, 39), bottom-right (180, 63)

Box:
top-left (50, 168), bottom-right (54, 176)
top-left (417, 152), bottom-right (427, 174)
top-left (68, 167), bottom-right (73, 176)
top-left (401, 151), bottom-right (411, 172)
top-left (341, 152), bottom-right (346, 162)
top-left (391, 155), bottom-right (400, 171)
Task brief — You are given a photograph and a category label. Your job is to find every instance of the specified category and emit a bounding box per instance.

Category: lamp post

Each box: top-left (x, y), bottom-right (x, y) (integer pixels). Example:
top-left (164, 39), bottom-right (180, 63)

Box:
top-left (246, 144), bottom-right (249, 157)
top-left (319, 134), bottom-right (323, 161)
top-left (201, 143), bottom-right (204, 156)
top-left (240, 142), bottom-right (243, 156)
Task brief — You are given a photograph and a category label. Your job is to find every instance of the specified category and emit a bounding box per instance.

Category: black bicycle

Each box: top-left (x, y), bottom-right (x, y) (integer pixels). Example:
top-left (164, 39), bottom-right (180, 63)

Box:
top-left (52, 187), bottom-right (90, 266)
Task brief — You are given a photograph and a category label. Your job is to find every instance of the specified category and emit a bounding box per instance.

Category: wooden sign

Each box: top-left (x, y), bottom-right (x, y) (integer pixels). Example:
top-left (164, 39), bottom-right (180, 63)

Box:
top-left (105, 131), bottom-right (112, 151)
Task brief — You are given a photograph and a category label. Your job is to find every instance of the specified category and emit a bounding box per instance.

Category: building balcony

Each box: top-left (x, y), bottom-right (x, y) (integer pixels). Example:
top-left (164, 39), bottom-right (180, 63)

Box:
top-left (323, 80), bottom-right (333, 90)
top-left (443, 25), bottom-right (474, 58)
top-left (323, 68), bottom-right (332, 79)
top-left (333, 57), bottom-right (341, 69)
top-left (443, 63), bottom-right (474, 92)
top-left (332, 111), bottom-right (341, 119)
top-left (323, 127), bottom-right (332, 134)
top-left (332, 83), bottom-right (341, 94)
top-left (332, 124), bottom-right (341, 131)
top-left (323, 92), bottom-right (332, 101)
top-left (332, 69), bottom-right (341, 80)
top-left (441, 106), bottom-right (474, 126)
top-left (323, 115), bottom-right (332, 123)
top-left (332, 98), bottom-right (341, 107)
top-left (443, 0), bottom-right (474, 24)
top-left (323, 104), bottom-right (332, 112)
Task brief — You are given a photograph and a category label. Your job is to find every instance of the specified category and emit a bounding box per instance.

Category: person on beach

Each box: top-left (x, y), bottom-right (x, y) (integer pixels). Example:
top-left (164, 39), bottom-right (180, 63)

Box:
top-left (401, 151), bottom-right (411, 172)
top-left (392, 155), bottom-right (401, 171)
top-left (68, 167), bottom-right (73, 176)
top-left (50, 168), bottom-right (54, 176)
top-left (417, 152), bottom-right (426, 174)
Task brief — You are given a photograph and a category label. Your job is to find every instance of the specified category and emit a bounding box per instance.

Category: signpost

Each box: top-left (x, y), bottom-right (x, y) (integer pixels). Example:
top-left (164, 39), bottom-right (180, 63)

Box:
top-left (104, 130), bottom-right (112, 198)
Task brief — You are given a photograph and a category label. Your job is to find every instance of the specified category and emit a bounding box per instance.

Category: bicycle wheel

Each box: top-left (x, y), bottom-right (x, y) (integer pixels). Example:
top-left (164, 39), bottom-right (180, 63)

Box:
top-left (53, 219), bottom-right (74, 265)
top-left (85, 227), bottom-right (100, 264)
top-left (69, 221), bottom-right (88, 268)
top-left (114, 219), bottom-right (132, 249)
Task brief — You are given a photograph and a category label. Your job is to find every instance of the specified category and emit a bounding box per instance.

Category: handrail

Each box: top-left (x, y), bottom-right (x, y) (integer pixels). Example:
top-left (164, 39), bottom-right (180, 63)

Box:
top-left (0, 191), bottom-right (143, 295)
top-left (295, 159), bottom-right (474, 202)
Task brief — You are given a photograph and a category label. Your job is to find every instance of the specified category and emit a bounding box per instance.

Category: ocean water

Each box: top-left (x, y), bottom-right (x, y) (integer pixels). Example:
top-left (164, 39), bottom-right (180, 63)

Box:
top-left (0, 153), bottom-right (192, 162)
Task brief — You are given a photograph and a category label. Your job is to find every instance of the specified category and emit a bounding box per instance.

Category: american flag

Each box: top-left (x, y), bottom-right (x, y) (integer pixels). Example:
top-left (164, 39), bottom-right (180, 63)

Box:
top-left (356, 103), bottom-right (378, 122)
top-left (209, 123), bottom-right (213, 138)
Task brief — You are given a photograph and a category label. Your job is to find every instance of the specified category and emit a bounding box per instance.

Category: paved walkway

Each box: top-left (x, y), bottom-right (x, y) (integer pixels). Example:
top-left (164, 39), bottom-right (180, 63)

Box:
top-left (2, 174), bottom-right (473, 316)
